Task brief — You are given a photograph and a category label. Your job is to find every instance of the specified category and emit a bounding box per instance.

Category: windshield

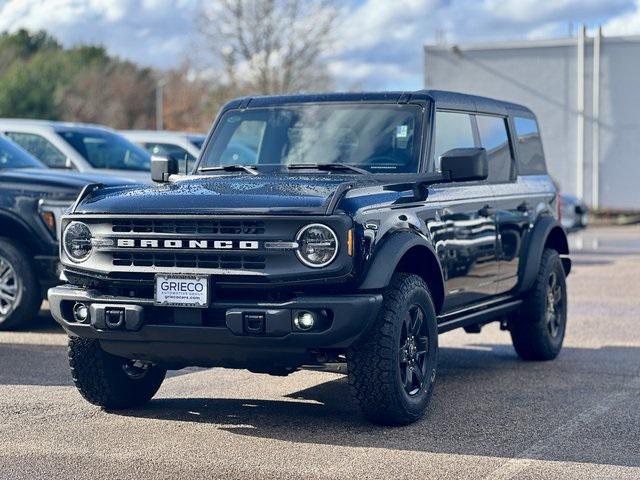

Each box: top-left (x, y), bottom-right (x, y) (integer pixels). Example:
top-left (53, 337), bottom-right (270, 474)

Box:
top-left (57, 129), bottom-right (151, 171)
top-left (198, 104), bottom-right (423, 174)
top-left (0, 136), bottom-right (45, 169)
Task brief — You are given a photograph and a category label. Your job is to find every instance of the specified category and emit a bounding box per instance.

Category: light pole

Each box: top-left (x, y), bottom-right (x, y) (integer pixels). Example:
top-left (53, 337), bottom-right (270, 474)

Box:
top-left (155, 78), bottom-right (167, 131)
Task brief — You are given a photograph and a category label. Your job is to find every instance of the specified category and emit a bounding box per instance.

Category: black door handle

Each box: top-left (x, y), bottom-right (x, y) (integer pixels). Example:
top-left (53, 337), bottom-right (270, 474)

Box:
top-left (517, 201), bottom-right (530, 213)
top-left (478, 205), bottom-right (494, 217)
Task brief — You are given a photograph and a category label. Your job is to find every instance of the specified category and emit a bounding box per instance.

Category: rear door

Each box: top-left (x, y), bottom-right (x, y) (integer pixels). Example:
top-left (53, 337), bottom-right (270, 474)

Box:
top-left (477, 114), bottom-right (528, 294)
top-left (426, 110), bottom-right (499, 312)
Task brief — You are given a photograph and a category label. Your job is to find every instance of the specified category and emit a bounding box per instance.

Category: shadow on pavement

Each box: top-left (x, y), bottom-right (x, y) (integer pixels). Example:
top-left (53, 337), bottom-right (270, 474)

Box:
top-left (0, 343), bottom-right (71, 386)
top-left (111, 344), bottom-right (640, 468)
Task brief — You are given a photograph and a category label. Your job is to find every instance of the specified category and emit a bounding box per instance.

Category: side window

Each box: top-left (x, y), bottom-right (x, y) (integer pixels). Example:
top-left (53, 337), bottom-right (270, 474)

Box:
top-left (514, 117), bottom-right (547, 175)
top-left (476, 115), bottom-right (513, 183)
top-left (5, 132), bottom-right (69, 169)
top-left (433, 111), bottom-right (475, 171)
top-left (220, 120), bottom-right (266, 165)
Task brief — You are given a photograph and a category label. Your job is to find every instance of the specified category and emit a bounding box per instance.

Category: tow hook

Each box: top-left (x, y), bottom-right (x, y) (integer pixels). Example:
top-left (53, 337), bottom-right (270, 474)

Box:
top-left (104, 308), bottom-right (125, 329)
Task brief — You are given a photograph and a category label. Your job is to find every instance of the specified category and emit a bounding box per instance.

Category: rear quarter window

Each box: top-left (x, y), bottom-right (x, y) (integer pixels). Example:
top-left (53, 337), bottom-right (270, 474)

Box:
top-left (514, 117), bottom-right (547, 175)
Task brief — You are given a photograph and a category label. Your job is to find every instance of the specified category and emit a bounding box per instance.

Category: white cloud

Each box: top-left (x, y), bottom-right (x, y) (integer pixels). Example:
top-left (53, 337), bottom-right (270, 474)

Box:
top-left (604, 0), bottom-right (640, 35)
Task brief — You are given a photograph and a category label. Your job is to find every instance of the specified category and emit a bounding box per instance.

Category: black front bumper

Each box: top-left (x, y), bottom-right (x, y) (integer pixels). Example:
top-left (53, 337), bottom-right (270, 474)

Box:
top-left (48, 285), bottom-right (382, 369)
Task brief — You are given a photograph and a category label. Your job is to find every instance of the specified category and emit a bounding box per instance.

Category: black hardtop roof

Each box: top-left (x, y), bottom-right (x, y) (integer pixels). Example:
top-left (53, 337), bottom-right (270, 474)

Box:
top-left (225, 90), bottom-right (535, 118)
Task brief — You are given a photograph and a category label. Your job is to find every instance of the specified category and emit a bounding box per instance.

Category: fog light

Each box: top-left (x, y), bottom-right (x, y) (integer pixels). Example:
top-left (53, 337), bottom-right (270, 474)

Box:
top-left (73, 303), bottom-right (89, 323)
top-left (294, 311), bottom-right (315, 331)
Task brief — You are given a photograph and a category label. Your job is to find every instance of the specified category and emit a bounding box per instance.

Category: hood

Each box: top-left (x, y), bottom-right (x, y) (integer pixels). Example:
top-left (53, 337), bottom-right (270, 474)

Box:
top-left (0, 168), bottom-right (136, 190)
top-left (75, 174), bottom-right (383, 215)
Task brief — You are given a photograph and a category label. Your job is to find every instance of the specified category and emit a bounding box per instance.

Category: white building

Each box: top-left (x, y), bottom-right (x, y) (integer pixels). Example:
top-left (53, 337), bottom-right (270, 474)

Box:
top-left (425, 31), bottom-right (640, 210)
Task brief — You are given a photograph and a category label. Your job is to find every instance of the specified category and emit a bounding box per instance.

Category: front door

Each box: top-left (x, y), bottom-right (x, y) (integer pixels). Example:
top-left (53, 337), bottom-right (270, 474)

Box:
top-left (426, 110), bottom-right (499, 312)
top-left (428, 184), bottom-right (499, 311)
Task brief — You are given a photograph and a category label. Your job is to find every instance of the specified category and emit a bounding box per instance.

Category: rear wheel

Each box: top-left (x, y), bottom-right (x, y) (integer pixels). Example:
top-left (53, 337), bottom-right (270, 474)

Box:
top-left (510, 248), bottom-right (567, 361)
top-left (68, 337), bottom-right (166, 409)
top-left (348, 273), bottom-right (438, 425)
top-left (0, 238), bottom-right (41, 330)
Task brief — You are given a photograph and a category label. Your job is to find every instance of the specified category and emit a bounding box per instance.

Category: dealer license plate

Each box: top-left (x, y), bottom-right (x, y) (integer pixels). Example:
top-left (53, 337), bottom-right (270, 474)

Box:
top-left (155, 275), bottom-right (209, 308)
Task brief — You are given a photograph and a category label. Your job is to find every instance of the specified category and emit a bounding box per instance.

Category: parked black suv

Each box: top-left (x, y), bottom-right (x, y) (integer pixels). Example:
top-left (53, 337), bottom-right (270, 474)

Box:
top-left (49, 91), bottom-right (570, 425)
top-left (0, 135), bottom-right (134, 329)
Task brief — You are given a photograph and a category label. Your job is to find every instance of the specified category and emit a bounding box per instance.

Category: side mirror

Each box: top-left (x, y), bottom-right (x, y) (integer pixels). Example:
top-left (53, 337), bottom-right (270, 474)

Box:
top-left (440, 147), bottom-right (488, 182)
top-left (151, 154), bottom-right (178, 183)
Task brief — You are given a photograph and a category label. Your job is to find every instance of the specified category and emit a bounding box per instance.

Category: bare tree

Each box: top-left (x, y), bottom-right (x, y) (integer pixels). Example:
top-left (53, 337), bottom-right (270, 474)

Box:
top-left (162, 61), bottom-right (228, 132)
top-left (197, 0), bottom-right (338, 95)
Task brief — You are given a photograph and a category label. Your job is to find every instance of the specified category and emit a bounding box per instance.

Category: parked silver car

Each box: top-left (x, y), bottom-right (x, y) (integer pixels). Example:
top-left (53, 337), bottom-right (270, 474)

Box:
top-left (0, 120), bottom-right (152, 183)
top-left (121, 130), bottom-right (205, 173)
top-left (561, 194), bottom-right (589, 232)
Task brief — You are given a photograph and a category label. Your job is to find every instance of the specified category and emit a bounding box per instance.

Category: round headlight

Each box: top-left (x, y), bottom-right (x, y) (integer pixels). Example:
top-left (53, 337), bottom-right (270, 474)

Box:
top-left (63, 221), bottom-right (93, 262)
top-left (295, 224), bottom-right (338, 268)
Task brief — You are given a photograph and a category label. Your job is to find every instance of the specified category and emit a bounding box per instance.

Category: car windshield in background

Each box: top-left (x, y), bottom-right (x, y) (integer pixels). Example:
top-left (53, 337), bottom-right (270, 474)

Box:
top-left (58, 129), bottom-right (151, 171)
top-left (198, 104), bottom-right (423, 174)
top-left (188, 135), bottom-right (206, 149)
top-left (0, 136), bottom-right (45, 169)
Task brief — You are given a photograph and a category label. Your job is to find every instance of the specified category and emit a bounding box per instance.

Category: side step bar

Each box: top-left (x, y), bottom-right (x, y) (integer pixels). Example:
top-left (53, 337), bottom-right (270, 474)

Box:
top-left (436, 299), bottom-right (522, 334)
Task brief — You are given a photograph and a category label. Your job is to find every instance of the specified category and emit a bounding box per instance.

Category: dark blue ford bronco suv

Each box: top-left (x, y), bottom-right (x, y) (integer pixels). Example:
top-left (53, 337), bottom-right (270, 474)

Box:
top-left (49, 91), bottom-right (570, 425)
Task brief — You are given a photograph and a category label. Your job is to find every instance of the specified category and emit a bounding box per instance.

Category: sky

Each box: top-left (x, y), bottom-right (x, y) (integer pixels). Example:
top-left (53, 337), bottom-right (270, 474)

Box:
top-left (1, 0), bottom-right (640, 90)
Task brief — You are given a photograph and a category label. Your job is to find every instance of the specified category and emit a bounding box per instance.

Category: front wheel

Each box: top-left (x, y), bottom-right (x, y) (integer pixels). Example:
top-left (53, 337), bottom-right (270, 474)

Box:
top-left (68, 337), bottom-right (166, 409)
top-left (347, 273), bottom-right (438, 425)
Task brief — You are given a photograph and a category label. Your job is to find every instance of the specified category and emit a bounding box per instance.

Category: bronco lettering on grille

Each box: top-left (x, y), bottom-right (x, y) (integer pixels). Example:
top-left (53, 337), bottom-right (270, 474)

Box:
top-left (116, 239), bottom-right (259, 250)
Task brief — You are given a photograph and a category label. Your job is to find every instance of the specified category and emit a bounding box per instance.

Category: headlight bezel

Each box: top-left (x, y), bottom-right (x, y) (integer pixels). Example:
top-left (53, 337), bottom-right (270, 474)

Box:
top-left (295, 223), bottom-right (339, 268)
top-left (62, 221), bottom-right (93, 263)
top-left (38, 199), bottom-right (74, 240)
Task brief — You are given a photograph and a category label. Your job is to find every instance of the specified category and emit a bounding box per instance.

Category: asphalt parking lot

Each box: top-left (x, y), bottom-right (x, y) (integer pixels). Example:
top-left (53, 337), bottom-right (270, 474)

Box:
top-left (0, 226), bottom-right (639, 480)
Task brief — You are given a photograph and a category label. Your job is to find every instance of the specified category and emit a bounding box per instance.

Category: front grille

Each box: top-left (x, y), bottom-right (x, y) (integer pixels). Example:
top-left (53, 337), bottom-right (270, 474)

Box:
top-left (112, 252), bottom-right (266, 269)
top-left (111, 219), bottom-right (265, 235)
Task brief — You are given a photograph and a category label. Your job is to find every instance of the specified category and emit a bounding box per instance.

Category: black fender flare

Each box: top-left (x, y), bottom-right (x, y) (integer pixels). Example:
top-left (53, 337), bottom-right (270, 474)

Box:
top-left (359, 231), bottom-right (445, 312)
top-left (518, 215), bottom-right (571, 293)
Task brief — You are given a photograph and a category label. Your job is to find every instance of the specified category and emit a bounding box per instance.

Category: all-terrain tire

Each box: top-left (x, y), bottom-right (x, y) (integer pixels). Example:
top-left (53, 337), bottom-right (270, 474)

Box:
top-left (510, 248), bottom-right (567, 361)
top-left (347, 273), bottom-right (438, 425)
top-left (68, 337), bottom-right (166, 409)
top-left (0, 238), bottom-right (41, 330)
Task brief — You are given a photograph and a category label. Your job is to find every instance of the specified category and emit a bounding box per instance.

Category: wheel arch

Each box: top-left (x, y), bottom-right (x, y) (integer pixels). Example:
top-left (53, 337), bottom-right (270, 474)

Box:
top-left (518, 215), bottom-right (571, 294)
top-left (359, 232), bottom-right (445, 314)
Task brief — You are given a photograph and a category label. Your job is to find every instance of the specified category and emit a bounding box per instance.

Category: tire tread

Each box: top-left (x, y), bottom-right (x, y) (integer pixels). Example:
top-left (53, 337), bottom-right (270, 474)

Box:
top-left (68, 337), bottom-right (166, 409)
top-left (510, 248), bottom-right (567, 361)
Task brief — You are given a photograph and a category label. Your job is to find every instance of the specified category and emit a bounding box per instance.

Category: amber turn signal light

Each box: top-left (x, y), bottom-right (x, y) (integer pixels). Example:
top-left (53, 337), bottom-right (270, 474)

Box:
top-left (40, 211), bottom-right (56, 234)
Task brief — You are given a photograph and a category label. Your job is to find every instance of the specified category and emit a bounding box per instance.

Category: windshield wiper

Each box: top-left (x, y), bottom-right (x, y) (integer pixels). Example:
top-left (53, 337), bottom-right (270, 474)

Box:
top-left (287, 163), bottom-right (369, 175)
top-left (199, 164), bottom-right (258, 175)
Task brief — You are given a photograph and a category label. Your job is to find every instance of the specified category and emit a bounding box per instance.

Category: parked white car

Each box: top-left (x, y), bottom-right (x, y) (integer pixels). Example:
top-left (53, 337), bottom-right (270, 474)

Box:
top-left (0, 119), bottom-right (152, 183)
top-left (121, 130), bottom-right (206, 173)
